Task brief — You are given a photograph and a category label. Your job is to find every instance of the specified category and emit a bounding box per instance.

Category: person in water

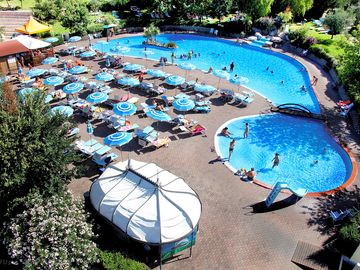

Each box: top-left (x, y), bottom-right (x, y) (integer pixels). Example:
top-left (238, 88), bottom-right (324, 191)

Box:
top-left (272, 153), bottom-right (280, 168)
top-left (244, 123), bottom-right (249, 138)
top-left (220, 127), bottom-right (232, 137)
top-left (228, 139), bottom-right (236, 160)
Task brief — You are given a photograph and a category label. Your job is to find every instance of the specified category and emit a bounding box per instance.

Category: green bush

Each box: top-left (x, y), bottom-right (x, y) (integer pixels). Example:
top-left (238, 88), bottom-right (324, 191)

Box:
top-left (166, 41), bottom-right (177, 48)
top-left (309, 45), bottom-right (337, 67)
top-left (288, 28), bottom-right (307, 48)
top-left (87, 23), bottom-right (104, 33)
top-left (100, 250), bottom-right (147, 270)
top-left (340, 213), bottom-right (360, 245)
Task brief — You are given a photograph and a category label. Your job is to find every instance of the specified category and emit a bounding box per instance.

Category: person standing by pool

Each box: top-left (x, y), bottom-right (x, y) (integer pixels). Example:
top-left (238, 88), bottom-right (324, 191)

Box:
top-left (272, 153), bottom-right (280, 168)
top-left (171, 52), bottom-right (175, 65)
top-left (244, 123), bottom-right (249, 138)
top-left (228, 139), bottom-right (236, 160)
top-left (230, 62), bottom-right (235, 72)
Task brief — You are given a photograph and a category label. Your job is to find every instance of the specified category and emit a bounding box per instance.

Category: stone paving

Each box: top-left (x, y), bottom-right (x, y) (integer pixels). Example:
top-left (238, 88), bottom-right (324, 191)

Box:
top-left (49, 33), bottom-right (360, 269)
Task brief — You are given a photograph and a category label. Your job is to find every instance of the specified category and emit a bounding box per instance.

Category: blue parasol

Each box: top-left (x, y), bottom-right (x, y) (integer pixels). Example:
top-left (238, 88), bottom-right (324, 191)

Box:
top-left (42, 57), bottom-right (58, 65)
top-left (80, 51), bottom-right (96, 58)
top-left (104, 132), bottom-right (132, 147)
top-left (194, 83), bottom-right (216, 94)
top-left (123, 63), bottom-right (144, 72)
top-left (213, 69), bottom-right (230, 88)
top-left (50, 105), bottom-right (74, 117)
top-left (147, 69), bottom-right (165, 78)
top-left (26, 68), bottom-right (46, 78)
top-left (146, 109), bottom-right (171, 122)
top-left (68, 36), bottom-right (81, 43)
top-left (95, 72), bottom-right (114, 82)
top-left (86, 92), bottom-right (109, 104)
top-left (117, 77), bottom-right (140, 87)
top-left (18, 88), bottom-right (38, 100)
top-left (113, 102), bottom-right (137, 116)
top-left (43, 76), bottom-right (64, 86)
top-left (165, 75), bottom-right (185, 86)
top-left (69, 66), bottom-right (88, 74)
top-left (173, 98), bottom-right (195, 112)
top-left (63, 82), bottom-right (84, 94)
top-left (44, 37), bottom-right (59, 43)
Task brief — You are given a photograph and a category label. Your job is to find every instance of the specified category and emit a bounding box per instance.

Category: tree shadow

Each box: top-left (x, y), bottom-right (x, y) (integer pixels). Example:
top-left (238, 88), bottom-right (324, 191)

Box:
top-left (302, 185), bottom-right (360, 236)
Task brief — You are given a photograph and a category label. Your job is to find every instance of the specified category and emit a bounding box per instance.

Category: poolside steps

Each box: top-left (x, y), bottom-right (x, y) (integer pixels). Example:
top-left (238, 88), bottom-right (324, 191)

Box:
top-left (271, 105), bottom-right (325, 121)
top-left (0, 11), bottom-right (32, 40)
top-left (291, 241), bottom-right (340, 270)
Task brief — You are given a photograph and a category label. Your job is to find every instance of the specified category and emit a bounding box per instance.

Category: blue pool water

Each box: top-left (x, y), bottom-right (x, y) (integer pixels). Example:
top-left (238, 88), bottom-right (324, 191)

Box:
top-left (215, 114), bottom-right (352, 193)
top-left (93, 34), bottom-right (320, 113)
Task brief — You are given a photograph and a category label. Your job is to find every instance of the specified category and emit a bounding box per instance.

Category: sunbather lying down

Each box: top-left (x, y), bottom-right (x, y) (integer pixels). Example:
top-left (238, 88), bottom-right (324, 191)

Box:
top-left (150, 137), bottom-right (171, 148)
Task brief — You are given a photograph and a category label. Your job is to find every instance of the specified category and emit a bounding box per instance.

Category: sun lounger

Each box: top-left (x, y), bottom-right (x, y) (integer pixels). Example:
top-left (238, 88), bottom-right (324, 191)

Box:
top-left (161, 95), bottom-right (174, 107)
top-left (116, 123), bottom-right (139, 132)
top-left (189, 124), bottom-right (206, 135)
top-left (94, 145), bottom-right (112, 156)
top-left (339, 103), bottom-right (354, 117)
top-left (234, 93), bottom-right (254, 104)
top-left (92, 152), bottom-right (118, 167)
top-left (337, 100), bottom-right (351, 107)
top-left (66, 127), bottom-right (80, 138)
top-left (147, 136), bottom-right (170, 148)
top-left (193, 105), bottom-right (211, 113)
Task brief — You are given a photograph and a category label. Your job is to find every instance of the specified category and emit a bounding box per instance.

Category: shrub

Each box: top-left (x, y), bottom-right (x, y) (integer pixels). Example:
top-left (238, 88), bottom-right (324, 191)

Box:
top-left (3, 192), bottom-right (98, 270)
top-left (309, 45), bottom-right (337, 67)
top-left (87, 23), bottom-right (104, 33)
top-left (340, 213), bottom-right (360, 245)
top-left (303, 36), bottom-right (318, 48)
top-left (255, 17), bottom-right (275, 33)
top-left (288, 28), bottom-right (307, 48)
top-left (166, 41), bottom-right (177, 48)
top-left (100, 250), bottom-right (146, 270)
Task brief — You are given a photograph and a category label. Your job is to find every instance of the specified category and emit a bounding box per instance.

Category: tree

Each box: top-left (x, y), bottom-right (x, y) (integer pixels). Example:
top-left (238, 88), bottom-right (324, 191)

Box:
top-left (209, 0), bottom-right (233, 22)
top-left (32, 0), bottom-right (64, 22)
top-left (278, 8), bottom-right (293, 24)
top-left (59, 0), bottom-right (90, 35)
top-left (143, 23), bottom-right (160, 42)
top-left (338, 44), bottom-right (360, 105)
top-left (0, 92), bottom-right (79, 214)
top-left (0, 82), bottom-right (17, 114)
top-left (3, 191), bottom-right (98, 269)
top-left (324, 9), bottom-right (354, 38)
top-left (282, 0), bottom-right (313, 16)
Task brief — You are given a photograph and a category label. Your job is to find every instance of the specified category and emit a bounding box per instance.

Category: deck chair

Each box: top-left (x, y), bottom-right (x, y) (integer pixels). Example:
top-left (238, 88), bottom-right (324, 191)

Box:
top-left (330, 209), bottom-right (352, 225)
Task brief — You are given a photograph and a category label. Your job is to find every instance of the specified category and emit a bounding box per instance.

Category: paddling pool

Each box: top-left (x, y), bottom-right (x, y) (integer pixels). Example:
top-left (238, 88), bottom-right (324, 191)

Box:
top-left (214, 114), bottom-right (354, 194)
top-left (93, 34), bottom-right (320, 113)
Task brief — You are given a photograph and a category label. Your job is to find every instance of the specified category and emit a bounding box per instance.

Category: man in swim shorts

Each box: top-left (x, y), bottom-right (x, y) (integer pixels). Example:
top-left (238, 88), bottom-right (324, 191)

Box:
top-left (228, 139), bottom-right (236, 160)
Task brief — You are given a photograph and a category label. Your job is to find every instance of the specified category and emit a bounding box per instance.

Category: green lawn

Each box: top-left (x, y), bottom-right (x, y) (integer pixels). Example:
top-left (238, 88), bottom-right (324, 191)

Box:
top-left (289, 22), bottom-right (348, 60)
top-left (0, 0), bottom-right (36, 10)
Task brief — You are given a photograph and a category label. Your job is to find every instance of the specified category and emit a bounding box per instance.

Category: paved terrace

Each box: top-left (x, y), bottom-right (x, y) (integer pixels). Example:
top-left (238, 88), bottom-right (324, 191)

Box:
top-left (45, 33), bottom-right (360, 269)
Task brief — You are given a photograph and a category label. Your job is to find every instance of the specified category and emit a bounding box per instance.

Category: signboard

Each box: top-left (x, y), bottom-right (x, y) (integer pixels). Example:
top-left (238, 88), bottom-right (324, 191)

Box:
top-left (161, 228), bottom-right (197, 261)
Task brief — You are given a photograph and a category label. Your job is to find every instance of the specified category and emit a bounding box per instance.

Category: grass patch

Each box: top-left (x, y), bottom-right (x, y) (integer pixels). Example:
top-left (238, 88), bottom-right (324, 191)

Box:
top-left (289, 22), bottom-right (348, 60)
top-left (0, 0), bottom-right (36, 10)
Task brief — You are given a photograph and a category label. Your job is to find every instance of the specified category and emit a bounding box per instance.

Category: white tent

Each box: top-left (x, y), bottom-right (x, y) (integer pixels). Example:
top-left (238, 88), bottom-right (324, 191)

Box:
top-left (90, 159), bottom-right (202, 244)
top-left (15, 35), bottom-right (50, 50)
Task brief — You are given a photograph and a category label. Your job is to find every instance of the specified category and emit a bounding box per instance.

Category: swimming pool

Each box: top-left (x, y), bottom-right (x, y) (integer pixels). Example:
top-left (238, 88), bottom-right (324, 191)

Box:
top-left (93, 34), bottom-right (320, 113)
top-left (214, 114), bottom-right (353, 193)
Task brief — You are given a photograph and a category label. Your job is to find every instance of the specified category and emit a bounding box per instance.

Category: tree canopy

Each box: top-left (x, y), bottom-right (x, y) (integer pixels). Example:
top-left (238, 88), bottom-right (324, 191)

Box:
top-left (324, 9), bottom-right (354, 38)
top-left (0, 90), bottom-right (79, 214)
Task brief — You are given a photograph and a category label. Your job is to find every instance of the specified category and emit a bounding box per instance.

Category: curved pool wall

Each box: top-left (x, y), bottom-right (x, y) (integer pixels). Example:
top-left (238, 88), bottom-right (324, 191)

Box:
top-left (214, 114), bottom-right (354, 194)
top-left (93, 34), bottom-right (320, 113)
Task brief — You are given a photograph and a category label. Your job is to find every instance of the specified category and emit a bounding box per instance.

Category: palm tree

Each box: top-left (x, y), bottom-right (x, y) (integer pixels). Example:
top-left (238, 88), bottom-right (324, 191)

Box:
top-left (143, 23), bottom-right (160, 43)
